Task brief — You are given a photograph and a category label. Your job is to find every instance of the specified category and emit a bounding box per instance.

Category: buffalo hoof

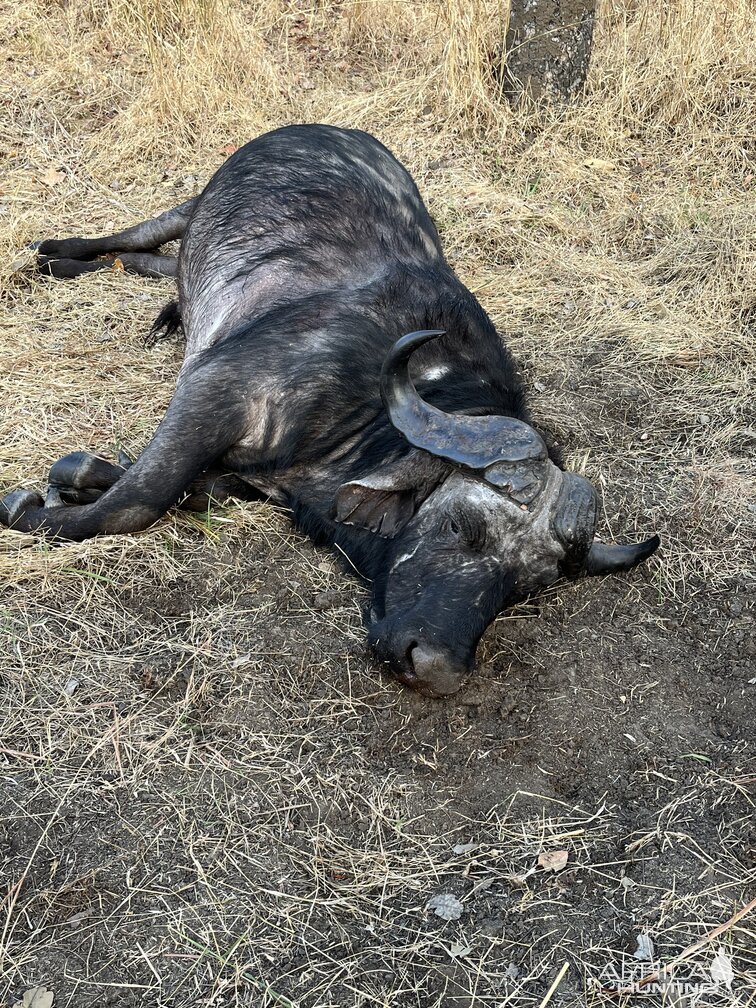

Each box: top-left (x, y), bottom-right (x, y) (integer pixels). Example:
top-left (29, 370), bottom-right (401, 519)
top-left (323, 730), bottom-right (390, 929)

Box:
top-left (36, 237), bottom-right (96, 261)
top-left (48, 450), bottom-right (130, 505)
top-left (0, 488), bottom-right (44, 528)
top-left (34, 236), bottom-right (108, 279)
top-left (37, 256), bottom-right (109, 280)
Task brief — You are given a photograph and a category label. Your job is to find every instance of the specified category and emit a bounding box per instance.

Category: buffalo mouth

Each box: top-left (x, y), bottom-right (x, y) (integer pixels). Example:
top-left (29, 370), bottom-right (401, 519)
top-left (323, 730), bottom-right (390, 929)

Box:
top-left (368, 618), bottom-right (474, 697)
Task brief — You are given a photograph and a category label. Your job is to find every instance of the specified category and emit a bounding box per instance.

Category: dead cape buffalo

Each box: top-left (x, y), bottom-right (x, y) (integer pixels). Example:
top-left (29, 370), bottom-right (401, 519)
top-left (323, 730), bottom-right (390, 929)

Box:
top-left (1, 124), bottom-right (659, 697)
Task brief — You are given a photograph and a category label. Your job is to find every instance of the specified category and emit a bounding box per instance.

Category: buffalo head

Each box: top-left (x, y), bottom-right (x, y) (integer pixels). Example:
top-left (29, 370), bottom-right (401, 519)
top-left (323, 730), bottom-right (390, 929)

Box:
top-left (336, 331), bottom-right (659, 697)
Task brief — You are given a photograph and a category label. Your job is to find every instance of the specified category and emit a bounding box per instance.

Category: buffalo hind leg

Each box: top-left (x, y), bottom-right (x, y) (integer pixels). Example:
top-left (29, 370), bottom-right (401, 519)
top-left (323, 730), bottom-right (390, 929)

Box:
top-left (180, 473), bottom-right (259, 512)
top-left (45, 450), bottom-right (256, 512)
top-left (35, 197), bottom-right (197, 270)
top-left (0, 360), bottom-right (249, 541)
top-left (39, 252), bottom-right (178, 281)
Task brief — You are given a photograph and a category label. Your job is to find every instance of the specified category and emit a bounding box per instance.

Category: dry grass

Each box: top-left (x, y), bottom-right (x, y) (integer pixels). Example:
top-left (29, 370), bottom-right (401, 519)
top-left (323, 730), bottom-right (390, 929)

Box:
top-left (1, 0), bottom-right (755, 1005)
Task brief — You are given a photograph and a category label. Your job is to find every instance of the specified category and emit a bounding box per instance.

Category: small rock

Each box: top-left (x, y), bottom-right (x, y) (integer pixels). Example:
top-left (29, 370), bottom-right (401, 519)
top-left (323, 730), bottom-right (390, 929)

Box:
top-left (313, 590), bottom-right (340, 611)
top-left (428, 156), bottom-right (451, 171)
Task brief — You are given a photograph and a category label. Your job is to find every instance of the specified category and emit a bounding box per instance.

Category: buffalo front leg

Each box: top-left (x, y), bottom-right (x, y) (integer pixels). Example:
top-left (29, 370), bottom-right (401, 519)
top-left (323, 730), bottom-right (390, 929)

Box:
top-left (35, 197), bottom-right (197, 273)
top-left (0, 361), bottom-right (251, 541)
top-left (45, 451), bottom-right (134, 507)
top-left (45, 450), bottom-right (257, 512)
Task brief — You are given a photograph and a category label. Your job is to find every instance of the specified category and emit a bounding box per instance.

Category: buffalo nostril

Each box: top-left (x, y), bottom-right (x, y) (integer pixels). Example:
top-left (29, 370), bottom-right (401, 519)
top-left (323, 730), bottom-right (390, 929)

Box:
top-left (399, 640), bottom-right (420, 685)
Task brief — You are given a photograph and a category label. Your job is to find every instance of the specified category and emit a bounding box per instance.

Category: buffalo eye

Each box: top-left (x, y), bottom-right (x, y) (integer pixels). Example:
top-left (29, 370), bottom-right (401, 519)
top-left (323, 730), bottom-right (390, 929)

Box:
top-left (442, 511), bottom-right (486, 550)
top-left (441, 514), bottom-right (461, 539)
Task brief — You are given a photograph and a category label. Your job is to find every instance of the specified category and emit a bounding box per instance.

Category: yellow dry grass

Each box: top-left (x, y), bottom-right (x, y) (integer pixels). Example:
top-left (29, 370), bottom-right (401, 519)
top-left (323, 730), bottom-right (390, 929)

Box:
top-left (0, 1), bottom-right (754, 1006)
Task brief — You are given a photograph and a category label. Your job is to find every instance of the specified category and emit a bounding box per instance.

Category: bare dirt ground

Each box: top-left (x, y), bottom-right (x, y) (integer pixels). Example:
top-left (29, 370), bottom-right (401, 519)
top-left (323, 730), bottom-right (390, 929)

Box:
top-left (1, 2), bottom-right (754, 1006)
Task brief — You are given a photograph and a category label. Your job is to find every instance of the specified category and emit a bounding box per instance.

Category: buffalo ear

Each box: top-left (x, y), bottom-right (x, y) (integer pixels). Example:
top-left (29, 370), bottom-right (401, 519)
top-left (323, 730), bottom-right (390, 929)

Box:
top-left (334, 483), bottom-right (416, 537)
top-left (334, 451), bottom-right (446, 538)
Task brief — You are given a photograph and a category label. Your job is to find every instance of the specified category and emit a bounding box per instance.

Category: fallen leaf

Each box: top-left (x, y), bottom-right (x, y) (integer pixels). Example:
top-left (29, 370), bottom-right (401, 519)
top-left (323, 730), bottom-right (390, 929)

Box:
top-left (508, 866), bottom-right (536, 885)
top-left (328, 868), bottom-right (350, 882)
top-left (425, 893), bottom-right (463, 921)
top-left (583, 158), bottom-right (616, 174)
top-left (13, 988), bottom-right (55, 1008)
top-left (472, 877), bottom-right (493, 893)
top-left (448, 941), bottom-right (472, 958)
top-left (709, 947), bottom-right (734, 990)
top-left (633, 932), bottom-right (655, 961)
top-left (537, 849), bottom-right (569, 872)
top-left (40, 166), bottom-right (65, 188)
top-left (452, 842), bottom-right (477, 855)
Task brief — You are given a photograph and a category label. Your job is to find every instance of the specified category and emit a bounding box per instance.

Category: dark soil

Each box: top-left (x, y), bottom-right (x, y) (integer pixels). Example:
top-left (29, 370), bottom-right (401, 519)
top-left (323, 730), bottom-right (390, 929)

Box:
top-left (2, 481), bottom-right (754, 1007)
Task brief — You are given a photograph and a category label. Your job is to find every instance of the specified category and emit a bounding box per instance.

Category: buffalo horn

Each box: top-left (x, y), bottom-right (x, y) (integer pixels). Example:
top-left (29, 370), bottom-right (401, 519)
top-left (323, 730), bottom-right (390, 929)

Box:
top-left (585, 535), bottom-right (661, 575)
top-left (380, 330), bottom-right (546, 470)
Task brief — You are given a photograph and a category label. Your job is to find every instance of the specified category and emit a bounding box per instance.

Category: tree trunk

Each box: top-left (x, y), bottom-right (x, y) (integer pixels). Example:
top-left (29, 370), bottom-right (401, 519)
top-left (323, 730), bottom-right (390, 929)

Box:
top-left (503, 0), bottom-right (596, 103)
